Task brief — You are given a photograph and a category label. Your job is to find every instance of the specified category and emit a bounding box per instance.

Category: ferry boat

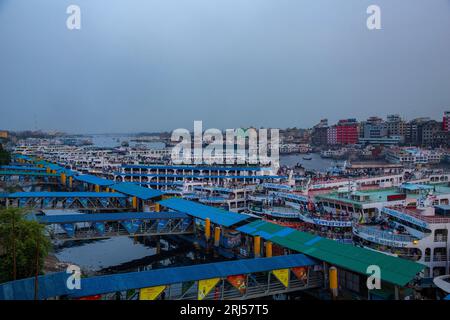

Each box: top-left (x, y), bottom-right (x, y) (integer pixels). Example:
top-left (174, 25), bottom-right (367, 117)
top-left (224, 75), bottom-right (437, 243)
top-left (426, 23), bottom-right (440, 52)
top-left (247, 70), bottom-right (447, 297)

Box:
top-left (353, 192), bottom-right (450, 282)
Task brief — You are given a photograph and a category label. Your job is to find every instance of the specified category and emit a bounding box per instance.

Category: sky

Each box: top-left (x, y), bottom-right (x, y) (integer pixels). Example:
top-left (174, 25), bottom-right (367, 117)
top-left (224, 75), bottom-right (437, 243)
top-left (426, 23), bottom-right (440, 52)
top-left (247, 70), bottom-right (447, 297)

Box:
top-left (0, 0), bottom-right (449, 133)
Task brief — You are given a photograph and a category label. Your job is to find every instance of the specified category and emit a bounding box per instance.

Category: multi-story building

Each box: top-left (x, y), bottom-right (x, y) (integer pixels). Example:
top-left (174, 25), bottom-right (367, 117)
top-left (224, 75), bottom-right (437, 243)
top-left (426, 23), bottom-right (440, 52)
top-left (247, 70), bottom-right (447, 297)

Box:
top-left (311, 119), bottom-right (329, 146)
top-left (336, 119), bottom-right (359, 145)
top-left (443, 111), bottom-right (450, 132)
top-left (327, 126), bottom-right (337, 145)
top-left (419, 120), bottom-right (442, 146)
top-left (312, 126), bottom-right (329, 146)
top-left (405, 117), bottom-right (430, 145)
top-left (386, 114), bottom-right (406, 139)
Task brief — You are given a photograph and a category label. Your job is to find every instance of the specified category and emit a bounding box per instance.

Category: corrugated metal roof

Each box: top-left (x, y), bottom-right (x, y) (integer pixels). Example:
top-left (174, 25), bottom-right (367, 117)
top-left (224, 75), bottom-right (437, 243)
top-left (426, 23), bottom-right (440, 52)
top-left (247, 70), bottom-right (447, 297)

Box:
top-left (0, 272), bottom-right (70, 300)
top-left (238, 220), bottom-right (425, 287)
top-left (74, 174), bottom-right (115, 186)
top-left (0, 254), bottom-right (315, 300)
top-left (158, 198), bottom-right (250, 227)
top-left (69, 254), bottom-right (316, 298)
top-left (1, 192), bottom-right (127, 198)
top-left (37, 212), bottom-right (188, 224)
top-left (110, 182), bottom-right (163, 200)
top-left (0, 171), bottom-right (59, 177)
top-left (0, 165), bottom-right (45, 171)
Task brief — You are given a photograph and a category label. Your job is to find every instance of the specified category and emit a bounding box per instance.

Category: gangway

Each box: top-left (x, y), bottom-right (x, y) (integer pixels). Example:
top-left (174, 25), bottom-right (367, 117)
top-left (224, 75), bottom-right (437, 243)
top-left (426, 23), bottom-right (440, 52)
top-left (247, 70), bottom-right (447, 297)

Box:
top-left (35, 211), bottom-right (194, 240)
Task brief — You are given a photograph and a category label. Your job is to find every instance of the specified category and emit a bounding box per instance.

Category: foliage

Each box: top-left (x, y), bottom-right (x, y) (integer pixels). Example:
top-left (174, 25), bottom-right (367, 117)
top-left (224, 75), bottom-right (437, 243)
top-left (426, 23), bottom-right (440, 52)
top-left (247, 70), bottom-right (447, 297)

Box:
top-left (0, 208), bottom-right (51, 283)
top-left (0, 144), bottom-right (11, 165)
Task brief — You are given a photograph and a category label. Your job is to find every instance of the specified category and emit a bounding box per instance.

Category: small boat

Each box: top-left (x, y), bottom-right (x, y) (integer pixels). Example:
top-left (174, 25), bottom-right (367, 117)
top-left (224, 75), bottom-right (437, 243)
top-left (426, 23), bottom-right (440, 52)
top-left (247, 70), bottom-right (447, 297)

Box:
top-left (303, 156), bottom-right (312, 160)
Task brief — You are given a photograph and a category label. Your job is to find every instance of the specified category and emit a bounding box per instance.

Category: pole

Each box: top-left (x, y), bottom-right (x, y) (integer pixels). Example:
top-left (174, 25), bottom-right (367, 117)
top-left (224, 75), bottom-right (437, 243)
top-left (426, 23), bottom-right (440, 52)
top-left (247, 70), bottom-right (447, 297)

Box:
top-left (12, 211), bottom-right (16, 280)
top-left (34, 231), bottom-right (40, 300)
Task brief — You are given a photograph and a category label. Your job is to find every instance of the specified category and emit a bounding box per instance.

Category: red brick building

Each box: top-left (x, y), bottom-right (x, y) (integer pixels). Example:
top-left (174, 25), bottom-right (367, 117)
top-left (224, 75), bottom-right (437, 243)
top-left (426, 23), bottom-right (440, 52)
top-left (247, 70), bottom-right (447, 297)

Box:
top-left (336, 119), bottom-right (359, 145)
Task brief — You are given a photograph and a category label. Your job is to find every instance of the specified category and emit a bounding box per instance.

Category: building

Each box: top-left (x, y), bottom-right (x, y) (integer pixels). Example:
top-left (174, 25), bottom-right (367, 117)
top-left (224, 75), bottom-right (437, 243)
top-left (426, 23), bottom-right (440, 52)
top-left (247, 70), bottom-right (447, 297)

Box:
top-left (361, 117), bottom-right (387, 138)
top-left (0, 131), bottom-right (8, 139)
top-left (312, 126), bottom-right (328, 146)
top-left (336, 119), bottom-right (359, 145)
top-left (327, 126), bottom-right (337, 145)
top-left (431, 131), bottom-right (450, 148)
top-left (443, 111), bottom-right (450, 132)
top-left (386, 114), bottom-right (406, 139)
top-left (419, 120), bottom-right (442, 146)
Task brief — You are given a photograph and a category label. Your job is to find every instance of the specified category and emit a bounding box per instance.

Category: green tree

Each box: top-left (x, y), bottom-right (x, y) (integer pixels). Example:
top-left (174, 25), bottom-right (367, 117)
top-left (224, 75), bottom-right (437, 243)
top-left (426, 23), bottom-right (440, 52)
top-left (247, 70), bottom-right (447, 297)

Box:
top-left (0, 144), bottom-right (11, 165)
top-left (0, 208), bottom-right (51, 283)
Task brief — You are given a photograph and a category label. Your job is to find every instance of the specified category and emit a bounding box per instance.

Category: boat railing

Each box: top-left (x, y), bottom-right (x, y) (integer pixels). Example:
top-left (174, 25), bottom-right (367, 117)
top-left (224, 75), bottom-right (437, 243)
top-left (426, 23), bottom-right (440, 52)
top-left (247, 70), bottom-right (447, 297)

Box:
top-left (354, 224), bottom-right (417, 243)
top-left (386, 206), bottom-right (450, 224)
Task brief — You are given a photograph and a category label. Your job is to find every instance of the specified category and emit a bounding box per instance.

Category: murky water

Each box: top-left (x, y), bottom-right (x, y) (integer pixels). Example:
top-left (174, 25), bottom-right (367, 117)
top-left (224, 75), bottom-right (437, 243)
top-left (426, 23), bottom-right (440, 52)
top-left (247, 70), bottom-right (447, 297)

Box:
top-left (280, 153), bottom-right (343, 172)
top-left (54, 237), bottom-right (156, 272)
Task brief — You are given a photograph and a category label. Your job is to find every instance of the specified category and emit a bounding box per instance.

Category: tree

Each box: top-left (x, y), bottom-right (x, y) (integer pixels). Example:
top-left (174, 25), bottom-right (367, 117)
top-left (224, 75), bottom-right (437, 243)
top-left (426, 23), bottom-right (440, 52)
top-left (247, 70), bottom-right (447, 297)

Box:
top-left (0, 144), bottom-right (11, 165)
top-left (0, 208), bottom-right (51, 283)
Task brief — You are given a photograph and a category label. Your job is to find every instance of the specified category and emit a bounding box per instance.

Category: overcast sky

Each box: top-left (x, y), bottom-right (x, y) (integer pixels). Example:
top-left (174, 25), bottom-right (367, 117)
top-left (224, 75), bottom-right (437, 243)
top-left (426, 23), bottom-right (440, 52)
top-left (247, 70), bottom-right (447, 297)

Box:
top-left (0, 0), bottom-right (449, 133)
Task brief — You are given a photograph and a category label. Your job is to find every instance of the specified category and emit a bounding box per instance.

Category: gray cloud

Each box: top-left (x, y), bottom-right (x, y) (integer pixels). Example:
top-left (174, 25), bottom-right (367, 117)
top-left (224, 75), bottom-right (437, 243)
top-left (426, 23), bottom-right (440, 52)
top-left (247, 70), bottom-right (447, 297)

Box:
top-left (0, 0), bottom-right (449, 133)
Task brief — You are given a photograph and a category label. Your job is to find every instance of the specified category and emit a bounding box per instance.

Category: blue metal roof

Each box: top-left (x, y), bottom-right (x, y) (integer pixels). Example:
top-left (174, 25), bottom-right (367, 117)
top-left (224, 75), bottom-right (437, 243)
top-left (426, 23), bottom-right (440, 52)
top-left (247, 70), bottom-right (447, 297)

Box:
top-left (0, 165), bottom-right (45, 171)
top-left (37, 212), bottom-right (188, 224)
top-left (111, 182), bottom-right (163, 200)
top-left (0, 254), bottom-right (316, 300)
top-left (1, 192), bottom-right (127, 198)
top-left (69, 254), bottom-right (316, 298)
top-left (0, 272), bottom-right (70, 300)
top-left (158, 198), bottom-right (249, 227)
top-left (74, 174), bottom-right (115, 186)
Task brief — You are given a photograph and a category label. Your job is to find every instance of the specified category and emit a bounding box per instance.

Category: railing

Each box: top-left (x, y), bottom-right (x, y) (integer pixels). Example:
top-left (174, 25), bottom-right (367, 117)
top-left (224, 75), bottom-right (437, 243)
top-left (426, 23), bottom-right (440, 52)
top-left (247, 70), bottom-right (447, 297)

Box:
top-left (434, 235), bottom-right (448, 243)
top-left (353, 225), bottom-right (417, 244)
top-left (165, 271), bottom-right (323, 300)
top-left (386, 206), bottom-right (450, 224)
top-left (433, 255), bottom-right (448, 262)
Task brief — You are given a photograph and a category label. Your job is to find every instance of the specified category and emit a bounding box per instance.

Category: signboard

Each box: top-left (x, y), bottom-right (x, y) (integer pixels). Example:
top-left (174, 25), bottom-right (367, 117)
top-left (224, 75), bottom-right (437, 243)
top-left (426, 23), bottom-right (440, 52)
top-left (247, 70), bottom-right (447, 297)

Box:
top-left (292, 267), bottom-right (308, 283)
top-left (272, 269), bottom-right (289, 288)
top-left (139, 285), bottom-right (166, 300)
top-left (198, 278), bottom-right (220, 300)
top-left (227, 275), bottom-right (246, 294)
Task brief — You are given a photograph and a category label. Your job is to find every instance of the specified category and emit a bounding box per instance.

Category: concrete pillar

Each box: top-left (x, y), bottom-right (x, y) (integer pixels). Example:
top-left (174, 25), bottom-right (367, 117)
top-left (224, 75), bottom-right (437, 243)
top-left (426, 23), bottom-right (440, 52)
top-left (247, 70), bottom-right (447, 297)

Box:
top-left (329, 266), bottom-right (338, 299)
top-left (132, 196), bottom-right (138, 210)
top-left (60, 173), bottom-right (66, 186)
top-left (205, 218), bottom-right (211, 241)
top-left (266, 241), bottom-right (273, 257)
top-left (214, 227), bottom-right (221, 247)
top-left (254, 236), bottom-right (261, 258)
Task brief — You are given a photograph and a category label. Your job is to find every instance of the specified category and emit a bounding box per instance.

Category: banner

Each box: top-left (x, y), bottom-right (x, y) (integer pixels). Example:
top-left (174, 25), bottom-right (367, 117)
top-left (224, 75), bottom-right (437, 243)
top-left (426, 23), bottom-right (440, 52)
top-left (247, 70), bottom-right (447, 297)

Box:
top-left (292, 267), bottom-right (308, 283)
top-left (93, 222), bottom-right (105, 235)
top-left (273, 269), bottom-right (289, 288)
top-left (62, 223), bottom-right (75, 237)
top-left (121, 220), bottom-right (142, 234)
top-left (198, 278), bottom-right (220, 300)
top-left (227, 275), bottom-right (246, 294)
top-left (139, 285), bottom-right (166, 300)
